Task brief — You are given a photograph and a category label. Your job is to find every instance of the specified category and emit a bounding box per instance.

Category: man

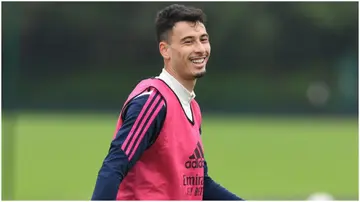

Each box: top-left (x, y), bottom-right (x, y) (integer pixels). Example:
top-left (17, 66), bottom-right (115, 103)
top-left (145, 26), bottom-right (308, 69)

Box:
top-left (91, 4), bottom-right (243, 200)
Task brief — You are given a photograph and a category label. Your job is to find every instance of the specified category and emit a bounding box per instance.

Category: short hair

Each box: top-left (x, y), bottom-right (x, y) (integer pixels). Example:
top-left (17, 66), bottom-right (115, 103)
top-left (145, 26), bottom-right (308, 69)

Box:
top-left (155, 4), bottom-right (206, 44)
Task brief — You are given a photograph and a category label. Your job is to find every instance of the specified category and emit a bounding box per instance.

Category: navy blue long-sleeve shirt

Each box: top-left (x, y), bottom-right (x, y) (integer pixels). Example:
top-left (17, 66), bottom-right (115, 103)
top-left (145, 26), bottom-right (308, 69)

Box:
top-left (91, 89), bottom-right (243, 200)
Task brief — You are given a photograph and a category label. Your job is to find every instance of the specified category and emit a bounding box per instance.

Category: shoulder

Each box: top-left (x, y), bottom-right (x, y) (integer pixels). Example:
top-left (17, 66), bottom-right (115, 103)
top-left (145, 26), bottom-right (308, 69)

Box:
top-left (122, 88), bottom-right (167, 120)
top-left (192, 99), bottom-right (201, 110)
top-left (192, 99), bottom-right (201, 115)
top-left (133, 88), bottom-right (166, 107)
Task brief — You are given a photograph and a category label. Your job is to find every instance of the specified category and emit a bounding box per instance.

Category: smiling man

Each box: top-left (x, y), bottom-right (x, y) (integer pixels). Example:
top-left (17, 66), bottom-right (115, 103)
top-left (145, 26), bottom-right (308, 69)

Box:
top-left (91, 4), bottom-right (243, 200)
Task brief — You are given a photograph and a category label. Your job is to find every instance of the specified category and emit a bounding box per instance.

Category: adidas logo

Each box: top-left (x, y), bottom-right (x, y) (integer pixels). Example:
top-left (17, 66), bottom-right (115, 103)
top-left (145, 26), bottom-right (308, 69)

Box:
top-left (185, 142), bottom-right (205, 169)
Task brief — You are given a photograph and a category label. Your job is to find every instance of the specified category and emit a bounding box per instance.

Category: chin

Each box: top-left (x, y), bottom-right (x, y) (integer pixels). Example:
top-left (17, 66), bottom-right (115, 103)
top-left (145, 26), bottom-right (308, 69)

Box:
top-left (194, 69), bottom-right (206, 79)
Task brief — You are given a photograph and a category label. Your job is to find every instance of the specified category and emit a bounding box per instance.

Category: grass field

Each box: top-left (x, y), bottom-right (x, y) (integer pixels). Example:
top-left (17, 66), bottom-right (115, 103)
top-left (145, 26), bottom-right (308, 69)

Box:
top-left (2, 112), bottom-right (358, 200)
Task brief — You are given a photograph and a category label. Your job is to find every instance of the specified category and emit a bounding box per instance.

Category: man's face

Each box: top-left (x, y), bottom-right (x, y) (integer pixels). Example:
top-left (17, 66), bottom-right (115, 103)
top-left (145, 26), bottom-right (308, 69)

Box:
top-left (165, 21), bottom-right (211, 80)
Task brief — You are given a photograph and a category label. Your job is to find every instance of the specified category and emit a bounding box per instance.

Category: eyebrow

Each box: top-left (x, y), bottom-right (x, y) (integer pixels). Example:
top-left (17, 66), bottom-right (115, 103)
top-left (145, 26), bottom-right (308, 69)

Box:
top-left (180, 34), bottom-right (209, 42)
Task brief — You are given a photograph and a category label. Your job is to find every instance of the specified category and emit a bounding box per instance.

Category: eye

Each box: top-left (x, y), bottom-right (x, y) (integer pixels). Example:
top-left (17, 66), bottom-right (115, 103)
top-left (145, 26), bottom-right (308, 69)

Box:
top-left (201, 37), bottom-right (209, 43)
top-left (184, 40), bottom-right (193, 44)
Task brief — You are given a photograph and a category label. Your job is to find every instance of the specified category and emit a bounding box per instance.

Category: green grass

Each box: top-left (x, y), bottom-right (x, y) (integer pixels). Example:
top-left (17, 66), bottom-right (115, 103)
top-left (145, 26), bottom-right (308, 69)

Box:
top-left (3, 112), bottom-right (358, 200)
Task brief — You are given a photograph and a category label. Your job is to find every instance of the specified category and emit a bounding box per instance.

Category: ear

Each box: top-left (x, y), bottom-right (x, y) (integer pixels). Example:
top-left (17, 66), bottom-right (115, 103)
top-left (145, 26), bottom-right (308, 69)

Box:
top-left (159, 41), bottom-right (170, 59)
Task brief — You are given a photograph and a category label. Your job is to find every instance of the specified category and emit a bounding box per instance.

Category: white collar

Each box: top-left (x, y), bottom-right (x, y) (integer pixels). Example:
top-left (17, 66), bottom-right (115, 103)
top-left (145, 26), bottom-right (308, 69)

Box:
top-left (156, 68), bottom-right (195, 105)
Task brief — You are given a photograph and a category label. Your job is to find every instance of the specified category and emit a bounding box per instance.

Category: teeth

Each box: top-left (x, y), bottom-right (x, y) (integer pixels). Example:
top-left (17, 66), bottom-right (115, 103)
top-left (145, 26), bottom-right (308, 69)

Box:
top-left (191, 58), bottom-right (205, 64)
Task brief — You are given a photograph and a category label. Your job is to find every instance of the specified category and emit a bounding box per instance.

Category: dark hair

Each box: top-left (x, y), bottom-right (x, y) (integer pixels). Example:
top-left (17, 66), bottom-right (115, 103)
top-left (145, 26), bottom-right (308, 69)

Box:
top-left (155, 4), bottom-right (206, 43)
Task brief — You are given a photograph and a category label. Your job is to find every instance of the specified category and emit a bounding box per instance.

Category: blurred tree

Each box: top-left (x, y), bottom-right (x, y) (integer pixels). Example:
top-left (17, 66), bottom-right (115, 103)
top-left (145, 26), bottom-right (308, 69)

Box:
top-left (2, 2), bottom-right (358, 114)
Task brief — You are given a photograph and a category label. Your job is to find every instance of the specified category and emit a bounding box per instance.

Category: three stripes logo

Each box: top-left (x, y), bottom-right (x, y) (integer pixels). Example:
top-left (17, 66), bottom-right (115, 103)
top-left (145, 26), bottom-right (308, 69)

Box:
top-left (185, 142), bottom-right (205, 169)
top-left (120, 90), bottom-right (165, 161)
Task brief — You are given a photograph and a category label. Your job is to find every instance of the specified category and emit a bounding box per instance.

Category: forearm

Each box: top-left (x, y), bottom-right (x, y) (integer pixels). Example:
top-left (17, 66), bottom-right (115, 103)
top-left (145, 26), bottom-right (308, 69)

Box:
top-left (91, 145), bottom-right (130, 200)
top-left (203, 176), bottom-right (244, 200)
top-left (91, 163), bottom-right (125, 200)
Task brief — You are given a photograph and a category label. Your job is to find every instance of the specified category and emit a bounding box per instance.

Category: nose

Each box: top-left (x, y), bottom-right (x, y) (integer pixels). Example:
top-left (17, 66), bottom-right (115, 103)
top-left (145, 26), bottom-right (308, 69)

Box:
top-left (194, 41), bottom-right (206, 54)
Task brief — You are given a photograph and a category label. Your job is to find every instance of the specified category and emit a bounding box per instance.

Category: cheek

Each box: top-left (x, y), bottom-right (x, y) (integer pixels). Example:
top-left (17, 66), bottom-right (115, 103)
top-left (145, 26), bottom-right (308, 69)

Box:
top-left (175, 50), bottom-right (186, 61)
top-left (206, 44), bottom-right (211, 53)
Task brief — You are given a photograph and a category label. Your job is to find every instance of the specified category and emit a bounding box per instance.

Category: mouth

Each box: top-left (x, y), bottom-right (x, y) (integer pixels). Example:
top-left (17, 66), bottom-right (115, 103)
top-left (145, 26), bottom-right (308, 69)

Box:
top-left (190, 56), bottom-right (207, 66)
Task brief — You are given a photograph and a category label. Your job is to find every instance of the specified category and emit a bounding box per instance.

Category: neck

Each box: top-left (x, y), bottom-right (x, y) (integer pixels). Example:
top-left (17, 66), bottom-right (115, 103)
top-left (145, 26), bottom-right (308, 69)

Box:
top-left (164, 65), bottom-right (196, 93)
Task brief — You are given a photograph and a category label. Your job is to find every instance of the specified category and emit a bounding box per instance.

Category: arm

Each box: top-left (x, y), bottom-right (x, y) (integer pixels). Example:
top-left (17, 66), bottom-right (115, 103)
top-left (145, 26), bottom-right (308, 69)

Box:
top-left (91, 89), bottom-right (166, 200)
